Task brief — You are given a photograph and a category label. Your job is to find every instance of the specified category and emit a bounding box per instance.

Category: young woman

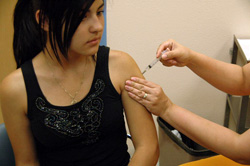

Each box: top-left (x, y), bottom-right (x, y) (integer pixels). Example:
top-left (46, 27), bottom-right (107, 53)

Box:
top-left (0, 0), bottom-right (159, 165)
top-left (125, 39), bottom-right (250, 164)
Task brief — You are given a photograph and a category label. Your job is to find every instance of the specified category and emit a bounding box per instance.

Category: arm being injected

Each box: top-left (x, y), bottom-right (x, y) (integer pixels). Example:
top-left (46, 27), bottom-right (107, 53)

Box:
top-left (142, 50), bottom-right (168, 74)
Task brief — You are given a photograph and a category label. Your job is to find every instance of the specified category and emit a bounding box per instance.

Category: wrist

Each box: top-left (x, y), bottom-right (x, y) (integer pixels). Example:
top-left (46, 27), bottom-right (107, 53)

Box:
top-left (160, 98), bottom-right (174, 118)
top-left (186, 49), bottom-right (199, 67)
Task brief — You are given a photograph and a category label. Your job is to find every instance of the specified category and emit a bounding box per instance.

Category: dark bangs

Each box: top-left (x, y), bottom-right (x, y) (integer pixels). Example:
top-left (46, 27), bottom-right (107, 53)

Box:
top-left (39, 0), bottom-right (95, 63)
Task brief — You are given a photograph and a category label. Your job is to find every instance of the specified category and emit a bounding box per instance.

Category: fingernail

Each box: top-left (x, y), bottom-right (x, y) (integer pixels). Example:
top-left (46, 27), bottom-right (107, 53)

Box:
top-left (125, 85), bottom-right (131, 90)
top-left (126, 80), bottom-right (132, 85)
top-left (131, 77), bottom-right (137, 81)
top-left (162, 53), bottom-right (168, 59)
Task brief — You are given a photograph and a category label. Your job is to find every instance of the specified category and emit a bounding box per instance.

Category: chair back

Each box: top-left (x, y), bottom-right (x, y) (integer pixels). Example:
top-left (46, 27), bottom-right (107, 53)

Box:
top-left (0, 123), bottom-right (15, 166)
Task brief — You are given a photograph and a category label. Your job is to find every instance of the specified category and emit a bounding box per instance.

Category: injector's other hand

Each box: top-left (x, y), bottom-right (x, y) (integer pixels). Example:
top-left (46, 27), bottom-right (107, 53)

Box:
top-left (157, 39), bottom-right (194, 67)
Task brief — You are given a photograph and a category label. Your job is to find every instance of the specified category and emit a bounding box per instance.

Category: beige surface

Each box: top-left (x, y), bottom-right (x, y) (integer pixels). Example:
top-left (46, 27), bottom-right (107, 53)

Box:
top-left (0, 0), bottom-right (17, 123)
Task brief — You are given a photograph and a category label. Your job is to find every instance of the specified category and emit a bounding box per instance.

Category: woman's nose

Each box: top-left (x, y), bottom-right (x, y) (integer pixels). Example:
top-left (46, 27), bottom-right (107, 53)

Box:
top-left (89, 16), bottom-right (104, 33)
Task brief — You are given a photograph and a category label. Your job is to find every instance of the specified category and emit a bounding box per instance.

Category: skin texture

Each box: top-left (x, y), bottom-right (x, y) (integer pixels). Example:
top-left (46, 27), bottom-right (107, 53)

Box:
top-left (0, 1), bottom-right (159, 165)
top-left (125, 39), bottom-right (250, 165)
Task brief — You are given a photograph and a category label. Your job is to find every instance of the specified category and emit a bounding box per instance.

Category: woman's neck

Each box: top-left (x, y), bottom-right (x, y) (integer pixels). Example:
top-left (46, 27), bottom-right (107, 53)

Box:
top-left (43, 48), bottom-right (96, 72)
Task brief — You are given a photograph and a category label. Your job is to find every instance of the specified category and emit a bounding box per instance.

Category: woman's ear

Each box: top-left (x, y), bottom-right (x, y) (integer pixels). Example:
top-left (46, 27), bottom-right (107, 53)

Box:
top-left (35, 10), bottom-right (49, 31)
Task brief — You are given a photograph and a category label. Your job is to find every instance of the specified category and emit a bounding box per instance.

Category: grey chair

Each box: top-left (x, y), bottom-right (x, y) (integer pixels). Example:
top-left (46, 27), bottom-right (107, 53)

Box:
top-left (0, 123), bottom-right (15, 166)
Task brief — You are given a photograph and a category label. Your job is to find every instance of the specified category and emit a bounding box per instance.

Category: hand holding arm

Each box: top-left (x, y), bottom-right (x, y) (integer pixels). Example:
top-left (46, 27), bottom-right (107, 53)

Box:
top-left (125, 77), bottom-right (171, 117)
top-left (125, 77), bottom-right (250, 164)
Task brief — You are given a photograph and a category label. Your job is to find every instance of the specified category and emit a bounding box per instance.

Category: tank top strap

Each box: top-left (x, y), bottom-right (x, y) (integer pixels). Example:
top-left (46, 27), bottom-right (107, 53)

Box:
top-left (21, 60), bottom-right (42, 107)
top-left (95, 46), bottom-right (110, 79)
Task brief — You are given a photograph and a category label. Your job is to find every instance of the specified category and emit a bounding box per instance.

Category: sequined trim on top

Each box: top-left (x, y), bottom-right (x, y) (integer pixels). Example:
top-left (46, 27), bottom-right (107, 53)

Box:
top-left (36, 79), bottom-right (105, 145)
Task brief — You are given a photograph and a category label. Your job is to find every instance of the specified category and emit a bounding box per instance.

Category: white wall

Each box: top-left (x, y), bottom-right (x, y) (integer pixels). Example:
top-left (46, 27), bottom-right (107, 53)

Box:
top-left (106, 0), bottom-right (250, 128)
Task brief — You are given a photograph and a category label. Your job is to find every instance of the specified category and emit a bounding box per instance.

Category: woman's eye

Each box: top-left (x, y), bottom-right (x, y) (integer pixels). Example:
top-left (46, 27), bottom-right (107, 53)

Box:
top-left (97, 11), bottom-right (104, 16)
top-left (81, 10), bottom-right (104, 21)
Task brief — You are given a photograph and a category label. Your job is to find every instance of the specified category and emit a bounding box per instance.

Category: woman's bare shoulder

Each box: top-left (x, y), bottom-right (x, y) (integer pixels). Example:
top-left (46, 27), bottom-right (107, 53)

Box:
top-left (1, 69), bottom-right (24, 93)
top-left (0, 69), bottom-right (27, 112)
top-left (108, 49), bottom-right (143, 93)
top-left (109, 49), bottom-right (133, 62)
top-left (109, 49), bottom-right (141, 75)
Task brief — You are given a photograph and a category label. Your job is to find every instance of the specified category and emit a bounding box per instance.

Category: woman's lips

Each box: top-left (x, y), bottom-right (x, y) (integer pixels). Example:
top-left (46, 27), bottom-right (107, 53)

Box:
top-left (87, 38), bottom-right (100, 45)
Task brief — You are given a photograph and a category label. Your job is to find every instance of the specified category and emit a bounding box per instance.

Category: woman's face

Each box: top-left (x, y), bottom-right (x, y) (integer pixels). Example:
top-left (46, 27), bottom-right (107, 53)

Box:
top-left (69, 0), bottom-right (105, 57)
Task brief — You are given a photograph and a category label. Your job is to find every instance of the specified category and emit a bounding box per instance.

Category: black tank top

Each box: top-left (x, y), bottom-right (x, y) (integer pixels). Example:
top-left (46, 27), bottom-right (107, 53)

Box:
top-left (21, 46), bottom-right (130, 166)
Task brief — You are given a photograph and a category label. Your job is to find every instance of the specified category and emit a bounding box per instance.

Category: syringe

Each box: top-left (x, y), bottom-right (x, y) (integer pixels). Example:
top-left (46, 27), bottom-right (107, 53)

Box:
top-left (142, 50), bottom-right (167, 74)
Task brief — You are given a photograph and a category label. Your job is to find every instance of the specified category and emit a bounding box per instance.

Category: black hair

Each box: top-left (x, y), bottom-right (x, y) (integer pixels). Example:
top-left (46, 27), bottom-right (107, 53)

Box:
top-left (13, 0), bottom-right (95, 68)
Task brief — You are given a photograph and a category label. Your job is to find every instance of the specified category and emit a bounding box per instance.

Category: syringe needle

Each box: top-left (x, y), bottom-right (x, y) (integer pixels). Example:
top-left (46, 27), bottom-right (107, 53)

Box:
top-left (142, 50), bottom-right (167, 74)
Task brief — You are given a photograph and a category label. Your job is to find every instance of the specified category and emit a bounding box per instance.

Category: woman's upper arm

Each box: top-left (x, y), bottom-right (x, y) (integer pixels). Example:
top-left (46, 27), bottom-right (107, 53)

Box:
top-left (109, 50), bottom-right (158, 148)
top-left (122, 87), bottom-right (158, 149)
top-left (0, 71), bottom-right (39, 166)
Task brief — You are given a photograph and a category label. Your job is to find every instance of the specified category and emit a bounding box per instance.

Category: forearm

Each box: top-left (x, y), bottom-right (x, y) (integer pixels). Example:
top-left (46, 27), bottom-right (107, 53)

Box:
top-left (129, 145), bottom-right (159, 166)
top-left (187, 51), bottom-right (249, 95)
top-left (162, 104), bottom-right (250, 164)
